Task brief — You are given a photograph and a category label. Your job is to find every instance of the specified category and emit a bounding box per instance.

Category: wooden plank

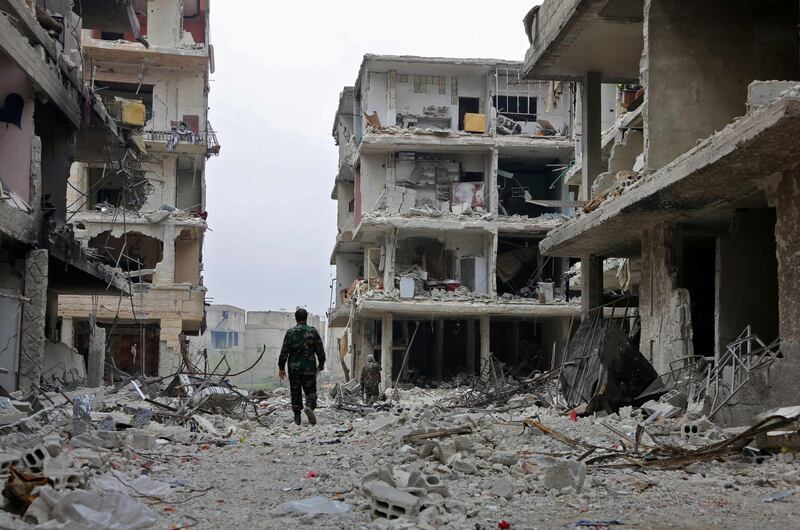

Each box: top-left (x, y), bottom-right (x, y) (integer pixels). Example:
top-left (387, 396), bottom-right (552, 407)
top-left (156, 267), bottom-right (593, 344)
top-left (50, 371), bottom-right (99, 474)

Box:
top-left (0, 12), bottom-right (81, 127)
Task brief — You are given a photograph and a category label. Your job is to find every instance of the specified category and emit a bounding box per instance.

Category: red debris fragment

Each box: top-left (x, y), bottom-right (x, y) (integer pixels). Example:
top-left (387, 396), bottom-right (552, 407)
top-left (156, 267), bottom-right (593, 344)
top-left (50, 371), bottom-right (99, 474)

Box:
top-left (498, 520), bottom-right (511, 529)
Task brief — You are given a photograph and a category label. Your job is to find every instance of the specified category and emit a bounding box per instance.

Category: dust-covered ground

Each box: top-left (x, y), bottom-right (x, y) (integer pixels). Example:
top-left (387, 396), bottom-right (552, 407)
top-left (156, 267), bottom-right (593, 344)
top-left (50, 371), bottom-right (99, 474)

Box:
top-left (0, 387), bottom-right (798, 530)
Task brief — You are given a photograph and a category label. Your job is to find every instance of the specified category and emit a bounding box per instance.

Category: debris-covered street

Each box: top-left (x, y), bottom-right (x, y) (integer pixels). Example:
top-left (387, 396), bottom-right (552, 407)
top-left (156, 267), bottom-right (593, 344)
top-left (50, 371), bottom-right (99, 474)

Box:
top-left (4, 0), bottom-right (800, 528)
top-left (0, 375), bottom-right (798, 529)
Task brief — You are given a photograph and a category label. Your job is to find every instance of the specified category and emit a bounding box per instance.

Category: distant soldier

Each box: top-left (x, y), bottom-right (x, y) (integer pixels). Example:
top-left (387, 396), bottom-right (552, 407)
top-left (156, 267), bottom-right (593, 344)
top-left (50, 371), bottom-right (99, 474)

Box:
top-left (361, 354), bottom-right (381, 405)
top-left (278, 308), bottom-right (326, 426)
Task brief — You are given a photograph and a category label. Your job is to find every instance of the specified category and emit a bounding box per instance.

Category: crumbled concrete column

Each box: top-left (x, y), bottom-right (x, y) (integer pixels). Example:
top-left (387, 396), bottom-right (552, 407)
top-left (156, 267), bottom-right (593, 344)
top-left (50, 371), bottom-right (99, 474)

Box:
top-left (466, 320), bottom-right (476, 375)
top-left (157, 317), bottom-right (182, 376)
top-left (580, 255), bottom-right (603, 318)
top-left (479, 315), bottom-right (491, 369)
top-left (60, 317), bottom-right (74, 348)
top-left (434, 321), bottom-right (444, 381)
top-left (87, 322), bottom-right (106, 388)
top-left (581, 71), bottom-right (603, 200)
top-left (19, 249), bottom-right (48, 393)
top-left (380, 314), bottom-right (393, 390)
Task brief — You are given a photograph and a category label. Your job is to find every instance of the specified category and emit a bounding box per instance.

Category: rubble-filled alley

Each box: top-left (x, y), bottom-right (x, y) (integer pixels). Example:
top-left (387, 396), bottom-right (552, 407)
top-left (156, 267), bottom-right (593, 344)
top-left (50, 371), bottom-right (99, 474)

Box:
top-left (0, 370), bottom-right (798, 529)
top-left (3, 0), bottom-right (800, 528)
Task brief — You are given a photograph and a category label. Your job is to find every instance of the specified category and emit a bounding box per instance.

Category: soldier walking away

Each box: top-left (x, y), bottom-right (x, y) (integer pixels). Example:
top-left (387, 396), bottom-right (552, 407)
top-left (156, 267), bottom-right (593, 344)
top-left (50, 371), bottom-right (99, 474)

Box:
top-left (278, 308), bottom-right (326, 426)
top-left (361, 354), bottom-right (381, 405)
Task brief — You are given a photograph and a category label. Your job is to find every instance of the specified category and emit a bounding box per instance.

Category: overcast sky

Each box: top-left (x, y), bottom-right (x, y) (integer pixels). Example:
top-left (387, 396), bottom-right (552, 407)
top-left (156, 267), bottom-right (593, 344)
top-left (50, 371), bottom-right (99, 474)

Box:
top-left (203, 1), bottom-right (540, 318)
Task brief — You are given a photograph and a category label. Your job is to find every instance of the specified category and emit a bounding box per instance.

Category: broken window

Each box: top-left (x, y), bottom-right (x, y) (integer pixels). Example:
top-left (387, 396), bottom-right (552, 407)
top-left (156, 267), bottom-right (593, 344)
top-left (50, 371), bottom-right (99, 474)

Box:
top-left (83, 0), bottom-right (148, 45)
top-left (175, 229), bottom-right (201, 285)
top-left (181, 0), bottom-right (207, 44)
top-left (176, 157), bottom-right (201, 211)
top-left (496, 236), bottom-right (561, 300)
top-left (497, 156), bottom-right (567, 218)
top-left (413, 75), bottom-right (446, 95)
top-left (492, 95), bottom-right (537, 122)
top-left (211, 330), bottom-right (239, 350)
top-left (88, 231), bottom-right (163, 282)
top-left (86, 163), bottom-right (152, 212)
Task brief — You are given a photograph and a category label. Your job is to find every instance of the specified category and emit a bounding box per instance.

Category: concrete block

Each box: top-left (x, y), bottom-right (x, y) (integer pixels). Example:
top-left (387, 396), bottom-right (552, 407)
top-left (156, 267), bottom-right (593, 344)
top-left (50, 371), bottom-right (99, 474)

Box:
top-left (364, 480), bottom-right (421, 520)
top-left (21, 446), bottom-right (49, 474)
top-left (453, 435), bottom-right (476, 453)
top-left (49, 470), bottom-right (86, 490)
top-left (747, 80), bottom-right (800, 111)
top-left (127, 429), bottom-right (157, 451)
top-left (540, 458), bottom-right (587, 492)
top-left (366, 414), bottom-right (400, 434)
top-left (432, 441), bottom-right (456, 465)
top-left (489, 452), bottom-right (519, 467)
top-left (490, 477), bottom-right (513, 499)
top-left (451, 459), bottom-right (478, 475)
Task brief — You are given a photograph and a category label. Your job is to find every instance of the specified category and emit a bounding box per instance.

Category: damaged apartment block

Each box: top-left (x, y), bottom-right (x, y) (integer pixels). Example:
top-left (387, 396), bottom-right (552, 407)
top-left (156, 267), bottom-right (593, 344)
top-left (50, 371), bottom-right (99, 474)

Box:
top-left (524, 0), bottom-right (800, 426)
top-left (57, 0), bottom-right (219, 378)
top-left (0, 1), bottom-right (134, 393)
top-left (328, 55), bottom-right (619, 389)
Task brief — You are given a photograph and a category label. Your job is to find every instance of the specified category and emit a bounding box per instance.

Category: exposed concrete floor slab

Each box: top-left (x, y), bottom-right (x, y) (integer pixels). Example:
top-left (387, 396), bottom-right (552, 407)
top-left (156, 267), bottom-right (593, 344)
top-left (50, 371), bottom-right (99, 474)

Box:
top-left (541, 96), bottom-right (800, 257)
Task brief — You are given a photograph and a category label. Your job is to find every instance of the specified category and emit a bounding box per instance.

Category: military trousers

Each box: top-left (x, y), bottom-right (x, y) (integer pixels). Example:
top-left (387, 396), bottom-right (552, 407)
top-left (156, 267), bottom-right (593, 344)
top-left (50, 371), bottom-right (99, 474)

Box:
top-left (288, 371), bottom-right (317, 413)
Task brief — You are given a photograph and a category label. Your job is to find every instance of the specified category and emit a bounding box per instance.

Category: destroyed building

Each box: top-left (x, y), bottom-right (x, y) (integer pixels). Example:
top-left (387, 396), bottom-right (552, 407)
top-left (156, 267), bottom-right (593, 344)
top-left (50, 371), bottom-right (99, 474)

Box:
top-left (0, 1), bottom-right (138, 392)
top-left (57, 0), bottom-right (220, 378)
top-left (523, 0), bottom-right (800, 424)
top-left (328, 55), bottom-right (621, 388)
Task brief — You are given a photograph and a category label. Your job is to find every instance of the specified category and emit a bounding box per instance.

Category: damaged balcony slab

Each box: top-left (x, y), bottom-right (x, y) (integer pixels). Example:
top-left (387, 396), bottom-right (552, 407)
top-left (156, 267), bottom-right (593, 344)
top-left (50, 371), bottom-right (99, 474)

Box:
top-left (0, 201), bottom-right (37, 246)
top-left (360, 131), bottom-right (573, 154)
top-left (354, 298), bottom-right (581, 320)
top-left (354, 216), bottom-right (496, 240)
top-left (523, 0), bottom-right (643, 82)
top-left (82, 39), bottom-right (209, 70)
top-left (540, 95), bottom-right (800, 257)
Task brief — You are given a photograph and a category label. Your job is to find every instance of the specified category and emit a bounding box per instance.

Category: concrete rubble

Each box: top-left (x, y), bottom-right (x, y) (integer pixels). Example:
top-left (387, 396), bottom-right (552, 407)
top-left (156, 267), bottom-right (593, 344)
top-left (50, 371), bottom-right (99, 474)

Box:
top-left (0, 375), bottom-right (795, 528)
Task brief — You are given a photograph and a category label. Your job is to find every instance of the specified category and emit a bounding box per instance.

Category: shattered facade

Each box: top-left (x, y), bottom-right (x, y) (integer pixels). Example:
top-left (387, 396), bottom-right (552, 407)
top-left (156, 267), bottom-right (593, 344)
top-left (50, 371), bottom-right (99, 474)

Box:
top-left (0, 0), bottom-right (133, 392)
top-left (525, 0), bottom-right (800, 425)
top-left (57, 0), bottom-right (219, 377)
top-left (328, 55), bottom-right (619, 389)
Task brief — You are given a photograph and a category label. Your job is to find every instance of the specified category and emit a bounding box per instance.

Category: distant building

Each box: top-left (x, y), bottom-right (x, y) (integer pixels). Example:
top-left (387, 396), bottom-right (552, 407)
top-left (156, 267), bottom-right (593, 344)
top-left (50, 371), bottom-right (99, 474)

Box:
top-left (190, 305), bottom-right (335, 388)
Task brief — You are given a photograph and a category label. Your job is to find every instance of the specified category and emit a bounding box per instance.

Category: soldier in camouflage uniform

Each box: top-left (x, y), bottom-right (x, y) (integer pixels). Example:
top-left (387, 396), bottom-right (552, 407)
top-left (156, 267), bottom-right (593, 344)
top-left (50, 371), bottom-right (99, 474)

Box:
top-left (278, 308), bottom-right (326, 425)
top-left (360, 354), bottom-right (381, 405)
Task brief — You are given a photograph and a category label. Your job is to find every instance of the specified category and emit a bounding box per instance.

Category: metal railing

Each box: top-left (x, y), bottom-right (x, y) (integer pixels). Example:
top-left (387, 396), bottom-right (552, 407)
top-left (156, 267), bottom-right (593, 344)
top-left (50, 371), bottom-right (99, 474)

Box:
top-left (142, 121), bottom-right (221, 156)
top-left (698, 326), bottom-right (781, 417)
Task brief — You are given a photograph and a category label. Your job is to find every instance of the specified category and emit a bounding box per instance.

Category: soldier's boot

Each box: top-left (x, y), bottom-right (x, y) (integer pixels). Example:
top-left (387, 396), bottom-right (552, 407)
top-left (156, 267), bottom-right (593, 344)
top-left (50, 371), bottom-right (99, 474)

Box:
top-left (303, 406), bottom-right (316, 426)
top-left (294, 411), bottom-right (302, 426)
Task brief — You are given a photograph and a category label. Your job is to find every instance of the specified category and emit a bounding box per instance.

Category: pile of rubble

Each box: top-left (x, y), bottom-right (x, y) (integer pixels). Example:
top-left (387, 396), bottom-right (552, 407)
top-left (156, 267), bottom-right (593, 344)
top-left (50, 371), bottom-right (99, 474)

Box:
top-left (0, 353), bottom-right (283, 529)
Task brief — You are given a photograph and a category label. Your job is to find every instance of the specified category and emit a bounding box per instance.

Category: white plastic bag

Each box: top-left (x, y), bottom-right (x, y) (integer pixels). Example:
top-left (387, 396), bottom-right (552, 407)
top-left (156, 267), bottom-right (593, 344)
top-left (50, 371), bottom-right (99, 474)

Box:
top-left (95, 470), bottom-right (172, 498)
top-left (27, 486), bottom-right (158, 530)
top-left (275, 495), bottom-right (351, 515)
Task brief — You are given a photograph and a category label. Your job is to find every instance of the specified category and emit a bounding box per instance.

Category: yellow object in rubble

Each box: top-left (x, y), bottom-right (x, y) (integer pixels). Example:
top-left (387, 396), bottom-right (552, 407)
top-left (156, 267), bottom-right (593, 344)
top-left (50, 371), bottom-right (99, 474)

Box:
top-left (463, 113), bottom-right (486, 133)
top-left (109, 97), bottom-right (146, 127)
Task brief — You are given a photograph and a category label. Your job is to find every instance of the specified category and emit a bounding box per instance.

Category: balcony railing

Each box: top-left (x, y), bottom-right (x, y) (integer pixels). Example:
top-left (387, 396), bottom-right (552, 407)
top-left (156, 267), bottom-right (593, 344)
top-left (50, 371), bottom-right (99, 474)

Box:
top-left (142, 121), bottom-right (221, 157)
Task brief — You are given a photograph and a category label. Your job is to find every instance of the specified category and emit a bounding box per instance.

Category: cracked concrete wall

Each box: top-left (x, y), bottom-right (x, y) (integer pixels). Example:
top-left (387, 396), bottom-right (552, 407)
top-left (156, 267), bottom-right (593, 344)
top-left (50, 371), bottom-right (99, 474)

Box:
top-left (639, 222), bottom-right (693, 373)
top-left (642, 0), bottom-right (799, 173)
top-left (19, 249), bottom-right (48, 392)
top-left (146, 0), bottom-right (182, 47)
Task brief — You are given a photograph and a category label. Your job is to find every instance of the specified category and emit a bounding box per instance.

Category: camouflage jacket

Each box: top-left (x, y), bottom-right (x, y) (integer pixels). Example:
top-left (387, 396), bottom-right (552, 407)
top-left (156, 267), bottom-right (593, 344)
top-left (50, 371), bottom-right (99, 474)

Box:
top-left (361, 361), bottom-right (381, 389)
top-left (278, 324), bottom-right (325, 374)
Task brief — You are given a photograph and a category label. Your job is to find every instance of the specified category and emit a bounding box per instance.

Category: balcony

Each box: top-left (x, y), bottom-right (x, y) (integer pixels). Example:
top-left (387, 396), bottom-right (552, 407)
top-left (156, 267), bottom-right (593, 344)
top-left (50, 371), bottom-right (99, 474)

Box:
top-left (82, 37), bottom-right (209, 70)
top-left (140, 122), bottom-right (221, 157)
